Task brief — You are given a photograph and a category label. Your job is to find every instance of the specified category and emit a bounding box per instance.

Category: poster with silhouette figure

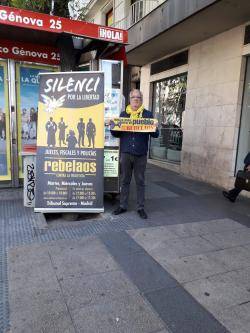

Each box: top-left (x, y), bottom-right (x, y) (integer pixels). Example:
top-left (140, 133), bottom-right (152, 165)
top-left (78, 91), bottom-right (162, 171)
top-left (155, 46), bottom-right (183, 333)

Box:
top-left (35, 72), bottom-right (104, 213)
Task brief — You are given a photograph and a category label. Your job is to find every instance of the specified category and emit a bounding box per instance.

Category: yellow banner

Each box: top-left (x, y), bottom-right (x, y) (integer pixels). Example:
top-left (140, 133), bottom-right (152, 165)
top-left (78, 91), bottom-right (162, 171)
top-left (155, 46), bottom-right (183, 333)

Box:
top-left (110, 117), bottom-right (158, 132)
top-left (37, 102), bottom-right (104, 149)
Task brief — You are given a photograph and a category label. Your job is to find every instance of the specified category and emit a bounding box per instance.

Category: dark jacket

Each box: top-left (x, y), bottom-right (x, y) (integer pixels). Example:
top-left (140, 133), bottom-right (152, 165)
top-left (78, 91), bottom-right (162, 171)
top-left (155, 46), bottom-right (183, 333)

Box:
top-left (244, 152), bottom-right (250, 167)
top-left (111, 109), bottom-right (159, 156)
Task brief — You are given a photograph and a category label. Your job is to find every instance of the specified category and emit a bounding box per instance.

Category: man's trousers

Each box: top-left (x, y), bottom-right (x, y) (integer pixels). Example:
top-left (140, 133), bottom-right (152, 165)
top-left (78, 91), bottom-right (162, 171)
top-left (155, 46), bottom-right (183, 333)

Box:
top-left (119, 153), bottom-right (147, 210)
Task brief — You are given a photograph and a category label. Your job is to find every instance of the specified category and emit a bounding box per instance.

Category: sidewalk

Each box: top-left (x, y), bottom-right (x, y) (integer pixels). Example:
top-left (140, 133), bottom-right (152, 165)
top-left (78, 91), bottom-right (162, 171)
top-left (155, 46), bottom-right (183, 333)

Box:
top-left (1, 164), bottom-right (250, 333)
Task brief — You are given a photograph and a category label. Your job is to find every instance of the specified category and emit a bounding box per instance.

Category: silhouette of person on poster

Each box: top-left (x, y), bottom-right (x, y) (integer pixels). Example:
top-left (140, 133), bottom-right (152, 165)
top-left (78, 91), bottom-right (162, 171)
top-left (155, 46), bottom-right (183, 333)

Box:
top-left (66, 130), bottom-right (77, 149)
top-left (58, 117), bottom-right (68, 146)
top-left (86, 118), bottom-right (96, 148)
top-left (46, 117), bottom-right (57, 147)
top-left (77, 118), bottom-right (85, 148)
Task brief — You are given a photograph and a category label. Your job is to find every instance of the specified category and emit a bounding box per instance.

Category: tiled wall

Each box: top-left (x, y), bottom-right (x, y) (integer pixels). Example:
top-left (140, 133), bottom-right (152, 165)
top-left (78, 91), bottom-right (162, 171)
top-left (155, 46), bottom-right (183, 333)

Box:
top-left (182, 26), bottom-right (245, 189)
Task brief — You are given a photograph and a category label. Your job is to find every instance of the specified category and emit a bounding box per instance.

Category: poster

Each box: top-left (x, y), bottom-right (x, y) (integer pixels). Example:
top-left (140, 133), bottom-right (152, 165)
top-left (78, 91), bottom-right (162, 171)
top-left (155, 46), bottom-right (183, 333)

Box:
top-left (110, 117), bottom-right (158, 132)
top-left (0, 61), bottom-right (11, 181)
top-left (104, 88), bottom-right (120, 119)
top-left (16, 64), bottom-right (56, 177)
top-left (104, 88), bottom-right (120, 146)
top-left (35, 71), bottom-right (104, 212)
top-left (104, 149), bottom-right (119, 177)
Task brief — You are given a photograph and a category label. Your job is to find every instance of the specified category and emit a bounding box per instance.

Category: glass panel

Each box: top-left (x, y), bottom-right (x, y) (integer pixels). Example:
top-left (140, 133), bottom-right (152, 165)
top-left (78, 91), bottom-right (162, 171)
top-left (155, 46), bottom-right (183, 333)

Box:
top-left (16, 63), bottom-right (57, 177)
top-left (150, 73), bottom-right (187, 163)
top-left (0, 61), bottom-right (11, 181)
top-left (236, 57), bottom-right (250, 172)
top-left (100, 60), bottom-right (123, 147)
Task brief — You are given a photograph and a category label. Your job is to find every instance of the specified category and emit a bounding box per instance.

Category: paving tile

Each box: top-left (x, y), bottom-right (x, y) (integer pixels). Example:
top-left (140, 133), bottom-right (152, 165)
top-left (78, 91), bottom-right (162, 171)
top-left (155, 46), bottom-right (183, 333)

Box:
top-left (8, 245), bottom-right (50, 266)
top-left (164, 218), bottom-right (245, 238)
top-left (47, 236), bottom-right (105, 253)
top-left (242, 243), bottom-right (250, 252)
top-left (127, 226), bottom-right (179, 250)
top-left (10, 310), bottom-right (75, 333)
top-left (148, 235), bottom-right (219, 261)
top-left (8, 257), bottom-right (57, 291)
top-left (145, 287), bottom-right (229, 333)
top-left (161, 253), bottom-right (228, 283)
top-left (10, 289), bottom-right (66, 315)
top-left (205, 246), bottom-right (250, 271)
top-left (154, 181), bottom-right (194, 196)
top-left (218, 266), bottom-right (250, 289)
top-left (100, 231), bottom-right (143, 256)
top-left (71, 294), bottom-right (165, 333)
top-left (60, 270), bottom-right (139, 311)
top-left (48, 240), bottom-right (119, 280)
top-left (100, 232), bottom-right (178, 292)
top-left (145, 183), bottom-right (179, 199)
top-left (216, 302), bottom-right (250, 333)
top-left (115, 251), bottom-right (178, 292)
top-left (184, 273), bottom-right (250, 313)
top-left (9, 286), bottom-right (74, 333)
top-left (202, 228), bottom-right (250, 248)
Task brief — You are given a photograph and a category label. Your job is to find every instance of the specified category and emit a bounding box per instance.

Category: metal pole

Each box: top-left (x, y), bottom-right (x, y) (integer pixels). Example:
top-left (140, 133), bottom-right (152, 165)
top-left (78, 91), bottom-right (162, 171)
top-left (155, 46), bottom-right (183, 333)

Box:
top-left (50, 0), bottom-right (55, 15)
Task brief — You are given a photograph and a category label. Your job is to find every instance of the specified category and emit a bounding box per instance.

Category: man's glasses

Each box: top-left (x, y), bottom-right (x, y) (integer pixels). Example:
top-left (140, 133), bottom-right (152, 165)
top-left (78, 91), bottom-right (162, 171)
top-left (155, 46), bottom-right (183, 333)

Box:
top-left (131, 96), bottom-right (142, 99)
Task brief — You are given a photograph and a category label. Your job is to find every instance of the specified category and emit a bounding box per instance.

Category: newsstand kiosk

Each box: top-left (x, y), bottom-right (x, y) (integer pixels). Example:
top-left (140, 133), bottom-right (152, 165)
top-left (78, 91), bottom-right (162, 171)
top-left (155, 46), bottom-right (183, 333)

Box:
top-left (0, 5), bottom-right (127, 207)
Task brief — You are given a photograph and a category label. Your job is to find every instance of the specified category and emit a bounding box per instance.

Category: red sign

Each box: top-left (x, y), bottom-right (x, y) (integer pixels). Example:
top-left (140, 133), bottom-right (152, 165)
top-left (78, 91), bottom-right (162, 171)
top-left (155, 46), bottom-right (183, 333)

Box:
top-left (0, 5), bottom-right (128, 44)
top-left (0, 39), bottom-right (60, 65)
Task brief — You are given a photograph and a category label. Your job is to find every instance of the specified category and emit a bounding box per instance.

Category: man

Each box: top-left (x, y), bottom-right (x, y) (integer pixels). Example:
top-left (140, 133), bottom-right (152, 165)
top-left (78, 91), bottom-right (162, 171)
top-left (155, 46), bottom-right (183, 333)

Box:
top-left (111, 89), bottom-right (159, 219)
top-left (45, 117), bottom-right (57, 147)
top-left (223, 152), bottom-right (250, 202)
top-left (77, 118), bottom-right (85, 148)
top-left (58, 117), bottom-right (68, 147)
top-left (86, 118), bottom-right (96, 148)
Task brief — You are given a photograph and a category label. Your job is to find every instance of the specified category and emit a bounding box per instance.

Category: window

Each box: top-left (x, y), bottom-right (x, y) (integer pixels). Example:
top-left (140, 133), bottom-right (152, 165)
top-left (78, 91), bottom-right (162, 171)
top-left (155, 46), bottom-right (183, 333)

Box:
top-left (244, 25), bottom-right (250, 45)
top-left (130, 0), bottom-right (143, 25)
top-left (151, 51), bottom-right (189, 75)
top-left (106, 8), bottom-right (113, 26)
top-left (150, 73), bottom-right (187, 163)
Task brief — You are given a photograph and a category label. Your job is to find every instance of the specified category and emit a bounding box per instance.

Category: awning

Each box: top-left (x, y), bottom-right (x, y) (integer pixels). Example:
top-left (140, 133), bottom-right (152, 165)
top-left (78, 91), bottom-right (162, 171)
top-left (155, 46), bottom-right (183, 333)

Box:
top-left (0, 5), bottom-right (128, 65)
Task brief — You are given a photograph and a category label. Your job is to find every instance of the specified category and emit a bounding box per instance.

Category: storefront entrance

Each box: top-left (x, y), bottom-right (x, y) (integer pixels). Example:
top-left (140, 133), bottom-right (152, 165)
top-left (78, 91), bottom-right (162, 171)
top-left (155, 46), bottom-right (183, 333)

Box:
top-left (0, 4), bottom-right (127, 189)
top-left (0, 59), bottom-right (56, 187)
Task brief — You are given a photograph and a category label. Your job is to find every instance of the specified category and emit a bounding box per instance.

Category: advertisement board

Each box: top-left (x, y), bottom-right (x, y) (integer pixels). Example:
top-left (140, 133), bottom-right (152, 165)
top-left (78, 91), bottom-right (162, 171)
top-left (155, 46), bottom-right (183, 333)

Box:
top-left (35, 71), bottom-right (104, 212)
top-left (16, 63), bottom-right (57, 177)
top-left (104, 149), bottom-right (119, 177)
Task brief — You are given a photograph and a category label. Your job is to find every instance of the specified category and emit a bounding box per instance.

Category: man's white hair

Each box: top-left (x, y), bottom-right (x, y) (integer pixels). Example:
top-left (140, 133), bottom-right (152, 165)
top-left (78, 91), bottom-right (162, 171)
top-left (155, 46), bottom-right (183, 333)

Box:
top-left (129, 89), bottom-right (143, 100)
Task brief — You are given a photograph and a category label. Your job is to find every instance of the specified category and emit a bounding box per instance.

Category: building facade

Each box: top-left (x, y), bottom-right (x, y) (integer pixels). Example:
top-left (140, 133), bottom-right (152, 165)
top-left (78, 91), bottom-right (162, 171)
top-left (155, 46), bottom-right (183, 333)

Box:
top-left (84, 0), bottom-right (250, 191)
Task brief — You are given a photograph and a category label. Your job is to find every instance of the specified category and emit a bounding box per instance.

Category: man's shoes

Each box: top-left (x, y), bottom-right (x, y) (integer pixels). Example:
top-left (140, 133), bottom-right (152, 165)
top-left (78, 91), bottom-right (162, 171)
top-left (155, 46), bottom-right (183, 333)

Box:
top-left (222, 191), bottom-right (236, 203)
top-left (113, 207), bottom-right (127, 215)
top-left (137, 209), bottom-right (148, 219)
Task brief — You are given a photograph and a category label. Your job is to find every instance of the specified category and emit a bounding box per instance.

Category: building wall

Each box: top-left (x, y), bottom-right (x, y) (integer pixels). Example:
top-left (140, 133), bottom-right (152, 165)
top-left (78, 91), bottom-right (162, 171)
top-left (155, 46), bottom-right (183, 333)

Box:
top-left (182, 26), bottom-right (245, 189)
top-left (114, 0), bottom-right (129, 27)
top-left (85, 0), bottom-right (113, 24)
top-left (141, 25), bottom-right (247, 189)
